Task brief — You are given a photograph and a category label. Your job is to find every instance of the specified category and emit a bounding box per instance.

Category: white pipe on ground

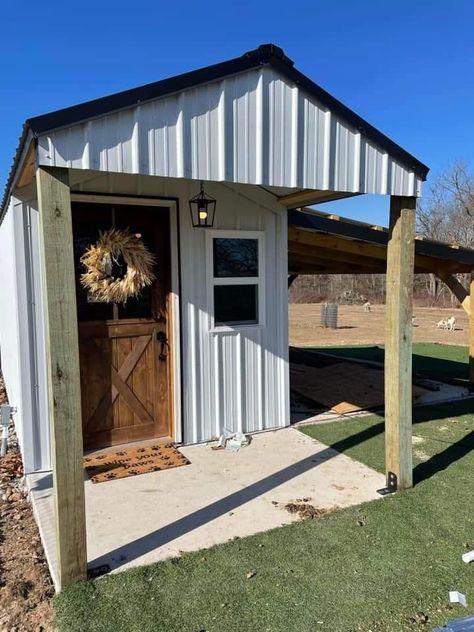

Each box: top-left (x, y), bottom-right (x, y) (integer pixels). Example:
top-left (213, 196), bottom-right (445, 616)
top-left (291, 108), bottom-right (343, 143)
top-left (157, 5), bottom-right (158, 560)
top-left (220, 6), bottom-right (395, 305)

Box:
top-left (0, 405), bottom-right (16, 456)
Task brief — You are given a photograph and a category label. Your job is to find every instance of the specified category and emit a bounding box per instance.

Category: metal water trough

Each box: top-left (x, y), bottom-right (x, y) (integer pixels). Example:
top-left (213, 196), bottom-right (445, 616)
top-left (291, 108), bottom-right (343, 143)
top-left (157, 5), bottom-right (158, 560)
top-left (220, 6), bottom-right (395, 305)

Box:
top-left (320, 303), bottom-right (338, 329)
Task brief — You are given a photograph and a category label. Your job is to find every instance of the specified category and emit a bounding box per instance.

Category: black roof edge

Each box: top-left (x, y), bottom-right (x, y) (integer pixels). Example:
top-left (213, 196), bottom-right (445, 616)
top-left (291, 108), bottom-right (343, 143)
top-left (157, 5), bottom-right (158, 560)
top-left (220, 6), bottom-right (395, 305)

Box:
top-left (24, 43), bottom-right (428, 180)
top-left (26, 44), bottom-right (287, 135)
top-left (2, 43), bottom-right (429, 218)
top-left (271, 57), bottom-right (429, 181)
top-left (0, 125), bottom-right (33, 223)
top-left (288, 209), bottom-right (474, 266)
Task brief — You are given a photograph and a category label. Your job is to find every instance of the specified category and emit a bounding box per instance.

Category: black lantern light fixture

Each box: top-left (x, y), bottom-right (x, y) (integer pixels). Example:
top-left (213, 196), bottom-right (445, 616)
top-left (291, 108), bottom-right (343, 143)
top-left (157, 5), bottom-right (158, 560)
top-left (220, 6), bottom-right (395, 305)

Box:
top-left (189, 181), bottom-right (216, 228)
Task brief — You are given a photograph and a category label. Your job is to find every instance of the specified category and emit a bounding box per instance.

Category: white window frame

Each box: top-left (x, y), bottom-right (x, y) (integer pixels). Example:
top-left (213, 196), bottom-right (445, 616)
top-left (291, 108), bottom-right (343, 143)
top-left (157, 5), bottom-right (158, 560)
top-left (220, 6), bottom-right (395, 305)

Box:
top-left (206, 230), bottom-right (265, 333)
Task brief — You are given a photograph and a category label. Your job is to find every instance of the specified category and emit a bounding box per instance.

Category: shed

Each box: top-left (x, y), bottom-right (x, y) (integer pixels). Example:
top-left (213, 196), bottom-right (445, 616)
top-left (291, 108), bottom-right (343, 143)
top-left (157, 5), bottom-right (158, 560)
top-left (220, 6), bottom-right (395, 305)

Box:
top-left (1, 43), bottom-right (455, 589)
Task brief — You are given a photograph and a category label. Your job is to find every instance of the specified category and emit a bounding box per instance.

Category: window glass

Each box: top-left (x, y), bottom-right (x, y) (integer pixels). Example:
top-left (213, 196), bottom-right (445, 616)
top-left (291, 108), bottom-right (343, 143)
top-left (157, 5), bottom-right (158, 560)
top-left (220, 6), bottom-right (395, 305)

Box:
top-left (213, 238), bottom-right (258, 278)
top-left (214, 284), bottom-right (258, 325)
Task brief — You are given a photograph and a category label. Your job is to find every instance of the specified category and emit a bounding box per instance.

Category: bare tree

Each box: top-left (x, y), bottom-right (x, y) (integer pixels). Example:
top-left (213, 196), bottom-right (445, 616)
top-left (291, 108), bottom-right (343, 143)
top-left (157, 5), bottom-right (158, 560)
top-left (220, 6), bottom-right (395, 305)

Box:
top-left (416, 161), bottom-right (474, 306)
top-left (418, 161), bottom-right (474, 247)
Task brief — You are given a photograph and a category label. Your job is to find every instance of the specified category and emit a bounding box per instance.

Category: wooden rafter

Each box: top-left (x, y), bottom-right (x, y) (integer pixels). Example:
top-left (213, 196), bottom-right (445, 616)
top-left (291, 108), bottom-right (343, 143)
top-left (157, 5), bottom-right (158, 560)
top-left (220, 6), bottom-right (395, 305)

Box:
top-left (288, 226), bottom-right (466, 275)
top-left (278, 189), bottom-right (357, 208)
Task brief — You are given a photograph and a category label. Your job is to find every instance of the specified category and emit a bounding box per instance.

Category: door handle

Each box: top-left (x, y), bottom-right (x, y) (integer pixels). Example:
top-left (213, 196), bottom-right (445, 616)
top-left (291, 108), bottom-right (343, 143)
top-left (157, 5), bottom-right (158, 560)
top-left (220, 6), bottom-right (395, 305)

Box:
top-left (155, 330), bottom-right (169, 361)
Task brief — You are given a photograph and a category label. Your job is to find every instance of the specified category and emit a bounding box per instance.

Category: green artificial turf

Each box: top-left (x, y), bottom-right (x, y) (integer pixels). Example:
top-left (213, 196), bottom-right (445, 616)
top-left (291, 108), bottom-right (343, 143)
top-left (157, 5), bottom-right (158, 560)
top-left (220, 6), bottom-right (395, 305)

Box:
top-left (302, 342), bottom-right (469, 385)
top-left (55, 348), bottom-right (474, 632)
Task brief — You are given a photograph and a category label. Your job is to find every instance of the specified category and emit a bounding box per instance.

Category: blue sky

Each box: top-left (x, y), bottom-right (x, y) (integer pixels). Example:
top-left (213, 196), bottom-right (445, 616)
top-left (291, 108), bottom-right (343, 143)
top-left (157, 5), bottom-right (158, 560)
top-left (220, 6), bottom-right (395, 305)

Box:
top-left (1, 0), bottom-right (473, 224)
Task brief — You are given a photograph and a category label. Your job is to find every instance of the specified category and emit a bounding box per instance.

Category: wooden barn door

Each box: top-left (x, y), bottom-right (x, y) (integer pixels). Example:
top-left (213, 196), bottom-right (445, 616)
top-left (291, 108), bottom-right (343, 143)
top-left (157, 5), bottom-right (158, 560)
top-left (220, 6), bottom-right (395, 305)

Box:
top-left (72, 201), bottom-right (172, 450)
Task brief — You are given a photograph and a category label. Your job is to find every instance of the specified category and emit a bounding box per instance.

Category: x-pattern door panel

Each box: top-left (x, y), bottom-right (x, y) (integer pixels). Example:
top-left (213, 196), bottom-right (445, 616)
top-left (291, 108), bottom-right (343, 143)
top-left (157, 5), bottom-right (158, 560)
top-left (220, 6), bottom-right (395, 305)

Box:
top-left (73, 202), bottom-right (171, 450)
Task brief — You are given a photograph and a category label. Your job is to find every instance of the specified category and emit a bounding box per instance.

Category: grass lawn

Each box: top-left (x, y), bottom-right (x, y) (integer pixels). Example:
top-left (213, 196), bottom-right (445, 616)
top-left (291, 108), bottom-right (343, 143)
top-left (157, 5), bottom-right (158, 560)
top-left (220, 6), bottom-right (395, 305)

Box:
top-left (55, 348), bottom-right (474, 632)
top-left (306, 342), bottom-right (469, 385)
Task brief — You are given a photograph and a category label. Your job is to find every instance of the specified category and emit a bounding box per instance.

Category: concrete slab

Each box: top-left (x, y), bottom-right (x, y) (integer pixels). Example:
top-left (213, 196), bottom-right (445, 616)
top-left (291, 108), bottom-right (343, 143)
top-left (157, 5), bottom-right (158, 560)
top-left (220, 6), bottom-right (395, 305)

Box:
top-left (27, 427), bottom-right (384, 588)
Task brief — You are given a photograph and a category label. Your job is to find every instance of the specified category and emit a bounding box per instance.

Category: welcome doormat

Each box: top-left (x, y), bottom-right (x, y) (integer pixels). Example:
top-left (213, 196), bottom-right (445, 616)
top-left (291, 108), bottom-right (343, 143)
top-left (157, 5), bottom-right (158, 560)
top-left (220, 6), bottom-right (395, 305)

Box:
top-left (83, 443), bottom-right (190, 483)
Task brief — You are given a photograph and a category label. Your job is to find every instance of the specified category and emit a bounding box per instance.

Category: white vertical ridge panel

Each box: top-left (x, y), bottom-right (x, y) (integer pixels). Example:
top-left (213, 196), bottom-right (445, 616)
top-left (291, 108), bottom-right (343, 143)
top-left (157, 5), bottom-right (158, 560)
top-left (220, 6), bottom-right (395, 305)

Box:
top-left (0, 198), bottom-right (51, 473)
top-left (0, 204), bottom-right (22, 446)
top-left (254, 70), bottom-right (264, 184)
top-left (242, 330), bottom-right (263, 432)
top-left (301, 96), bottom-right (328, 190)
top-left (38, 65), bottom-right (422, 195)
top-left (13, 172), bottom-right (289, 449)
top-left (216, 332), bottom-right (242, 433)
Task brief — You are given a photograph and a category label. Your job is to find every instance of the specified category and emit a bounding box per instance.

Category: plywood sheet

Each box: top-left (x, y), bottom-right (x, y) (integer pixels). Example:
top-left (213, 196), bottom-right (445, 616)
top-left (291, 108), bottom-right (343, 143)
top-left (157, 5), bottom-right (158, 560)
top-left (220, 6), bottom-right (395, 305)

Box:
top-left (290, 362), bottom-right (426, 414)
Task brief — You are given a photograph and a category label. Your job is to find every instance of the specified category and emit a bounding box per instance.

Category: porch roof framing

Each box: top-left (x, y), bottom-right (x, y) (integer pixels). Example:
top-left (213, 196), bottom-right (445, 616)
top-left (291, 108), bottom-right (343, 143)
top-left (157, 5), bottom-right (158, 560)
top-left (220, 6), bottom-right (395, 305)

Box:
top-left (288, 208), bottom-right (474, 276)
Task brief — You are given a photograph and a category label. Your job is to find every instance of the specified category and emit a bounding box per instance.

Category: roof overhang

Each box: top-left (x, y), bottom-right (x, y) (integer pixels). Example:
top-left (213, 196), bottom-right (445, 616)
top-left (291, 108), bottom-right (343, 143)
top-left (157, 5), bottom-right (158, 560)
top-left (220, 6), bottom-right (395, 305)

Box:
top-left (288, 208), bottom-right (474, 275)
top-left (1, 44), bottom-right (429, 222)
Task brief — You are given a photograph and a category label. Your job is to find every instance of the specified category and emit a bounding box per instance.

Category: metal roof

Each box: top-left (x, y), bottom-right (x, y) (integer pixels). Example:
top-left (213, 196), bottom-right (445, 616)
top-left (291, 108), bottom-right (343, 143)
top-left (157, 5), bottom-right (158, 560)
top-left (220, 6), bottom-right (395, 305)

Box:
top-left (288, 208), bottom-right (474, 274)
top-left (2, 44), bottom-right (429, 219)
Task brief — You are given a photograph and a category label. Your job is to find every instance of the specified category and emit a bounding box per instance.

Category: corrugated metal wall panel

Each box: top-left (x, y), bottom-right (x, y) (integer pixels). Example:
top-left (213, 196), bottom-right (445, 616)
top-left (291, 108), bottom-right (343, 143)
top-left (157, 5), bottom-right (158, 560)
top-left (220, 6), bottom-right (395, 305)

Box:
top-left (0, 199), bottom-right (50, 472)
top-left (37, 67), bottom-right (421, 197)
top-left (7, 172), bottom-right (289, 468)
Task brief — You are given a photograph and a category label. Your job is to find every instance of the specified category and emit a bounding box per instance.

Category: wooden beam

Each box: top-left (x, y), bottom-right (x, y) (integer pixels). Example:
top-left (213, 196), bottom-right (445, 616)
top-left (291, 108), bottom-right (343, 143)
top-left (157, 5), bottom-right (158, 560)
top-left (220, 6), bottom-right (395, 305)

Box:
top-left (288, 225), bottom-right (462, 274)
top-left (288, 256), bottom-right (383, 276)
top-left (16, 143), bottom-right (36, 189)
top-left (36, 166), bottom-right (87, 589)
top-left (470, 272), bottom-right (474, 385)
top-left (288, 240), bottom-right (387, 271)
top-left (278, 189), bottom-right (357, 208)
top-left (385, 196), bottom-right (416, 491)
top-left (288, 274), bottom-right (298, 288)
top-left (436, 271), bottom-right (470, 315)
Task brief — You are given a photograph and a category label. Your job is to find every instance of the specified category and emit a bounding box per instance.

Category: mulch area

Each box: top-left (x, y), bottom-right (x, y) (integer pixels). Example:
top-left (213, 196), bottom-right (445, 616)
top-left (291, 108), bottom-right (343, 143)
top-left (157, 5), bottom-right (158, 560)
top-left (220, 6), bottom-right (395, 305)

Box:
top-left (0, 375), bottom-right (55, 632)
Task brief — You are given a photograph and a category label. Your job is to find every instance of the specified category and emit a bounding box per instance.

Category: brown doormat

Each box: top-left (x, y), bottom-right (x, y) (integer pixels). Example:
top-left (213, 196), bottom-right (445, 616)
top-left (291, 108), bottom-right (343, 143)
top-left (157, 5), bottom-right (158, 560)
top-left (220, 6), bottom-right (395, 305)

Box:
top-left (83, 442), bottom-right (190, 483)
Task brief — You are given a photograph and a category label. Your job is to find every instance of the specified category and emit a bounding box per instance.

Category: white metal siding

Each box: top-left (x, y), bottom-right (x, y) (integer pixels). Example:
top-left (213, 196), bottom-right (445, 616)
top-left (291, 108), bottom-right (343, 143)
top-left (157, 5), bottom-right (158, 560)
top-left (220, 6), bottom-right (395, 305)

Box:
top-left (37, 67), bottom-right (422, 197)
top-left (0, 199), bottom-right (50, 472)
top-left (65, 172), bottom-right (289, 445)
top-left (0, 206), bottom-right (22, 442)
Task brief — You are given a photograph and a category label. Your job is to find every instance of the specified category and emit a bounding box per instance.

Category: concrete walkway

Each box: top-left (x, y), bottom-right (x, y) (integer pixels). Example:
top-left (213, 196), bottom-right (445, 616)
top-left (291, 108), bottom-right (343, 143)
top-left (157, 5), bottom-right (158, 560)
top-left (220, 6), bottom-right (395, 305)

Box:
top-left (27, 426), bottom-right (384, 590)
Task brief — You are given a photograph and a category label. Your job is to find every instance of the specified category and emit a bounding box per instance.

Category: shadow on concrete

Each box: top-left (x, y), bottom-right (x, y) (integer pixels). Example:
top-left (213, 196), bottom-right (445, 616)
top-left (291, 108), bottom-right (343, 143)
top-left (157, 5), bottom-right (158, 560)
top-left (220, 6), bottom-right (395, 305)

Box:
top-left (89, 442), bottom-right (343, 571)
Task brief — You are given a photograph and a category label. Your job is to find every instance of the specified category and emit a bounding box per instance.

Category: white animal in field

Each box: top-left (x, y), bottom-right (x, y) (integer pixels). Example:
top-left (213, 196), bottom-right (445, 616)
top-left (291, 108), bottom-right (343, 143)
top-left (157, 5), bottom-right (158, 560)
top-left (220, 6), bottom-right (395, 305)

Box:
top-left (436, 317), bottom-right (456, 331)
top-left (363, 301), bottom-right (371, 312)
top-left (446, 316), bottom-right (456, 331)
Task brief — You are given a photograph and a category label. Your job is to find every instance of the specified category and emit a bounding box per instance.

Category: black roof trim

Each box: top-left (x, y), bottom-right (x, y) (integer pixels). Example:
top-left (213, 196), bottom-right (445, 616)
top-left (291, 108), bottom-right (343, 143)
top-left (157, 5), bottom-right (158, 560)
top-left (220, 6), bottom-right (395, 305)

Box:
top-left (26, 44), bottom-right (291, 135)
top-left (25, 43), bottom-right (428, 178)
top-left (2, 43), bottom-right (429, 219)
top-left (289, 209), bottom-right (474, 266)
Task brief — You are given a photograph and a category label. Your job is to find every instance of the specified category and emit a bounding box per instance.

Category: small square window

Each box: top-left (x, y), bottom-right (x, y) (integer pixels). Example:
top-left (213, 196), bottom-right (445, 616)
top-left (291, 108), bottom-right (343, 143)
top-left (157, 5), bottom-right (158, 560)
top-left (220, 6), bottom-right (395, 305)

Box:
top-left (214, 284), bottom-right (258, 326)
top-left (213, 238), bottom-right (258, 278)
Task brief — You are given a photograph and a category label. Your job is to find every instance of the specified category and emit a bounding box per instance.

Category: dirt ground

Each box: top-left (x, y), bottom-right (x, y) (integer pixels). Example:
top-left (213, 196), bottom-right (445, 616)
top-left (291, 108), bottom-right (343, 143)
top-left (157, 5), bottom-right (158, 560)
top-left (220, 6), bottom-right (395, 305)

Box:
top-left (0, 376), bottom-right (54, 632)
top-left (289, 303), bottom-right (469, 348)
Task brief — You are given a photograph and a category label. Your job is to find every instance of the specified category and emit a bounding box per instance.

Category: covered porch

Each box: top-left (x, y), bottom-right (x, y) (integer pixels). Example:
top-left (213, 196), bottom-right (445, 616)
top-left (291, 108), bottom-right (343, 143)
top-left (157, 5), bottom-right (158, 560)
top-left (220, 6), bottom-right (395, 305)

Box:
top-left (27, 426), bottom-right (384, 589)
top-left (1, 44), bottom-right (431, 590)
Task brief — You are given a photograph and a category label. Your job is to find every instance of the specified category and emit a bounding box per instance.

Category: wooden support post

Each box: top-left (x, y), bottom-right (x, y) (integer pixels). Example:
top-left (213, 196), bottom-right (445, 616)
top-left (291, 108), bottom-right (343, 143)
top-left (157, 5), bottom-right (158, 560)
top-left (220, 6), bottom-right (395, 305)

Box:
top-left (36, 167), bottom-right (87, 589)
top-left (470, 272), bottom-right (474, 385)
top-left (385, 196), bottom-right (416, 491)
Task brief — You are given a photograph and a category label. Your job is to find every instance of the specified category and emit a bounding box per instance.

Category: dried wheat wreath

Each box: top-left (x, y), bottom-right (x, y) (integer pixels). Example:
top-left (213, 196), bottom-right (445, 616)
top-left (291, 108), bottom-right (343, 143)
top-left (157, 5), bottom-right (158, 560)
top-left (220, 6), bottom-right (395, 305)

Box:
top-left (80, 228), bottom-right (156, 304)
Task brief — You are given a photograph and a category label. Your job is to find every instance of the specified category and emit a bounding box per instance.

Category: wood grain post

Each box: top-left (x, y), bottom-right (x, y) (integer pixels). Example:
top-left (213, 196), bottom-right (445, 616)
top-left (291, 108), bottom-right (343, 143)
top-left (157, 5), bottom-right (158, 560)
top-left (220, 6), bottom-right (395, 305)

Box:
top-left (36, 167), bottom-right (87, 589)
top-left (385, 196), bottom-right (416, 491)
top-left (470, 272), bottom-right (474, 385)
